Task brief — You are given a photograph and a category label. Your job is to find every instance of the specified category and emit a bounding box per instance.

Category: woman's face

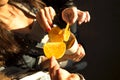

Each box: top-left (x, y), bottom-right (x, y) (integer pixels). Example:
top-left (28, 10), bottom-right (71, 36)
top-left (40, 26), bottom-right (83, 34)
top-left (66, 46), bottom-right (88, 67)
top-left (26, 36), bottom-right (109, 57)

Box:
top-left (0, 0), bottom-right (9, 6)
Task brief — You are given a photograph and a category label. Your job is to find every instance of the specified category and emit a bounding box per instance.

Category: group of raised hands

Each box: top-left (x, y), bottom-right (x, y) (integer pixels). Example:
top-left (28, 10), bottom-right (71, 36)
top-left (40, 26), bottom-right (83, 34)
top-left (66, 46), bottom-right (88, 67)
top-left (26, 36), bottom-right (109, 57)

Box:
top-left (36, 6), bottom-right (90, 63)
top-left (36, 6), bottom-right (90, 32)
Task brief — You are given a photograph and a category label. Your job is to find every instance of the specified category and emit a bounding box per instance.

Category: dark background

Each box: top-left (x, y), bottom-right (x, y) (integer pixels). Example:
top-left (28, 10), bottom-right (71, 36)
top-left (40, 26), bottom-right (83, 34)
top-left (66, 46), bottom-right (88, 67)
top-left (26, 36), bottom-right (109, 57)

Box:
top-left (74, 0), bottom-right (120, 80)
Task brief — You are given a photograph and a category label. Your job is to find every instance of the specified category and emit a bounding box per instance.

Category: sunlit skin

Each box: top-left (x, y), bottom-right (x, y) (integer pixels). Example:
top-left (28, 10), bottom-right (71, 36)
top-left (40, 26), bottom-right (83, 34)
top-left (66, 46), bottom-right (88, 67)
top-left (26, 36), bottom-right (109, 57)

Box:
top-left (0, 0), bottom-right (8, 6)
top-left (0, 0), bottom-right (33, 31)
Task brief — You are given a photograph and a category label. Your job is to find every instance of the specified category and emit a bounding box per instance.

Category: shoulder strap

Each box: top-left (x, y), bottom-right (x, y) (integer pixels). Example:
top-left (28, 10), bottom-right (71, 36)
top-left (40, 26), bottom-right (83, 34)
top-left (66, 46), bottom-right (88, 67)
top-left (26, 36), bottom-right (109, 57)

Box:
top-left (9, 1), bottom-right (36, 17)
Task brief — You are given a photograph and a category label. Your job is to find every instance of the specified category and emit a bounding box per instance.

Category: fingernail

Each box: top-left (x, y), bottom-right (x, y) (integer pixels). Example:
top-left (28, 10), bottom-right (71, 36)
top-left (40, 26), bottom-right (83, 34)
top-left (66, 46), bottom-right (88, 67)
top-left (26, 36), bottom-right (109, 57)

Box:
top-left (46, 28), bottom-right (51, 32)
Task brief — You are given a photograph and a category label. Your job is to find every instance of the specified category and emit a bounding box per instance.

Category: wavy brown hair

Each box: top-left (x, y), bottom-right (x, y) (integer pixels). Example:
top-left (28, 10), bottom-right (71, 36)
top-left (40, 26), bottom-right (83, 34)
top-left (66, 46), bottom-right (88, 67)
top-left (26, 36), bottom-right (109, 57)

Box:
top-left (0, 23), bottom-right (20, 66)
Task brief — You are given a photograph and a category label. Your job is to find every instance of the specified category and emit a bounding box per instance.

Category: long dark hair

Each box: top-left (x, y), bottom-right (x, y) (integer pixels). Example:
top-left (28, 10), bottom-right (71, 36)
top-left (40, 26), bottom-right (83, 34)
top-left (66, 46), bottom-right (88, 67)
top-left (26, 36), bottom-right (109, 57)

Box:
top-left (0, 23), bottom-right (20, 66)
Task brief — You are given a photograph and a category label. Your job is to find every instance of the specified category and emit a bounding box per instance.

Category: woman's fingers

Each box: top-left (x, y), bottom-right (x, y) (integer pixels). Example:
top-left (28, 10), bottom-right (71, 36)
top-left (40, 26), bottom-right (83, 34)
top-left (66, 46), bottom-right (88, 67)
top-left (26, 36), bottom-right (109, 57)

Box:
top-left (57, 69), bottom-right (69, 80)
top-left (57, 69), bottom-right (80, 80)
top-left (50, 56), bottom-right (59, 68)
top-left (66, 44), bottom-right (85, 62)
top-left (37, 6), bottom-right (90, 32)
top-left (36, 9), bottom-right (51, 32)
top-left (77, 10), bottom-right (86, 24)
top-left (44, 7), bottom-right (53, 26)
top-left (85, 11), bottom-right (91, 22)
top-left (49, 56), bottom-right (60, 80)
top-left (73, 44), bottom-right (85, 62)
top-left (77, 10), bottom-right (91, 25)
top-left (50, 65), bottom-right (59, 80)
top-left (36, 7), bottom-right (56, 32)
top-left (49, 6), bottom-right (56, 20)
top-left (62, 7), bottom-right (78, 25)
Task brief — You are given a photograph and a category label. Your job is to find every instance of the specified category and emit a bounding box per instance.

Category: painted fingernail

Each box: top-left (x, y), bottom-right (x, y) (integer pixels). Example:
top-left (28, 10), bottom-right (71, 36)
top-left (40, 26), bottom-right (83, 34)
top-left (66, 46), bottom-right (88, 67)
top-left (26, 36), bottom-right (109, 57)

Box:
top-left (46, 28), bottom-right (51, 32)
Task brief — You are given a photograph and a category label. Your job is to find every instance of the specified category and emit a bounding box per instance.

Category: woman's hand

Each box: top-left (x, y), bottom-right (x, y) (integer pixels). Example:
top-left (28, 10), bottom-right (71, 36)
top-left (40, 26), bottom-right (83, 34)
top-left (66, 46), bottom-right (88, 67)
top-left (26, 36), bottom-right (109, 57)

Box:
top-left (62, 7), bottom-right (78, 25)
top-left (62, 7), bottom-right (90, 25)
top-left (77, 10), bottom-right (90, 24)
top-left (36, 6), bottom-right (90, 32)
top-left (67, 44), bottom-right (85, 62)
top-left (36, 6), bottom-right (56, 32)
top-left (49, 56), bottom-right (80, 80)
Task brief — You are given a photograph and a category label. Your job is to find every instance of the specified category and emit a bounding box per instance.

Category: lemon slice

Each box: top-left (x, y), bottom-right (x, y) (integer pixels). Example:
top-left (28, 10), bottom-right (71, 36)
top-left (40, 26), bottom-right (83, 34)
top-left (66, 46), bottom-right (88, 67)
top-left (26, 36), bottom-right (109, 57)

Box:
top-left (48, 27), bottom-right (64, 42)
top-left (64, 23), bottom-right (70, 42)
top-left (43, 42), bottom-right (66, 59)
